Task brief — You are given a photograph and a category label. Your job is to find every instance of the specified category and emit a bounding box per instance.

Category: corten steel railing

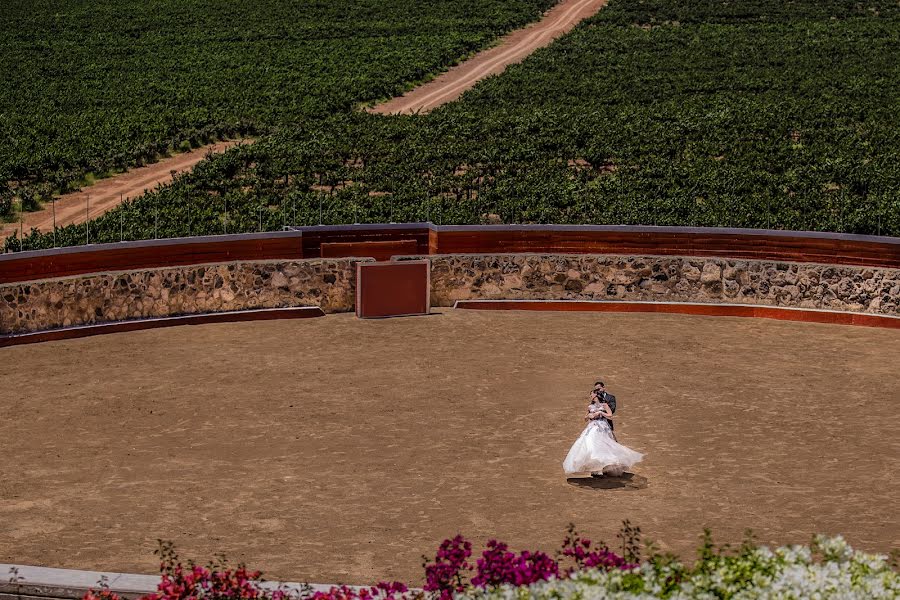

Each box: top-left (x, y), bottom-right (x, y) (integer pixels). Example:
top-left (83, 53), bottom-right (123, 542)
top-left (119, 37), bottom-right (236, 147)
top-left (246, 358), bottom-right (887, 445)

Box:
top-left (2, 223), bottom-right (900, 285)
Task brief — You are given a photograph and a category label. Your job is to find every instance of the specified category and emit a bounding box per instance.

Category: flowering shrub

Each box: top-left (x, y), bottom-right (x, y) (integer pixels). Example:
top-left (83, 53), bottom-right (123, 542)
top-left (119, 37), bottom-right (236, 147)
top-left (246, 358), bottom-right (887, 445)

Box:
top-left (458, 534), bottom-right (899, 600)
top-left (83, 541), bottom-right (297, 600)
top-left (83, 589), bottom-right (125, 600)
top-left (82, 529), bottom-right (898, 600)
top-left (471, 541), bottom-right (559, 589)
top-left (147, 563), bottom-right (276, 600)
top-left (423, 535), bottom-right (473, 600)
top-left (558, 523), bottom-right (637, 573)
top-left (419, 527), bottom-right (635, 598)
top-left (309, 582), bottom-right (408, 600)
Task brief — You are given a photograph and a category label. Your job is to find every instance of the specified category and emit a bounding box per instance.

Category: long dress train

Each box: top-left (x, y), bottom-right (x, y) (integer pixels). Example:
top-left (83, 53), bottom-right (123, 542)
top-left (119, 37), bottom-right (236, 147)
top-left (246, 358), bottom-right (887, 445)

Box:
top-left (563, 417), bottom-right (643, 476)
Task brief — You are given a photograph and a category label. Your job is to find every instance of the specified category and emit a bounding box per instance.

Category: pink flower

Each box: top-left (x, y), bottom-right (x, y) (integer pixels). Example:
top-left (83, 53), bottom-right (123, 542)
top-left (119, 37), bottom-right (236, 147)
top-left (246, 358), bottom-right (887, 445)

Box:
top-left (559, 526), bottom-right (635, 573)
top-left (422, 535), bottom-right (473, 600)
top-left (472, 541), bottom-right (559, 588)
top-left (310, 582), bottom-right (407, 600)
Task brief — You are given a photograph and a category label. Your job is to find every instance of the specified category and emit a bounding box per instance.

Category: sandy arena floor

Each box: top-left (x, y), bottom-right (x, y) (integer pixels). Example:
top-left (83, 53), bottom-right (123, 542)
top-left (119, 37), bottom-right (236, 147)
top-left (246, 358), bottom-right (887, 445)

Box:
top-left (1, 309), bottom-right (898, 584)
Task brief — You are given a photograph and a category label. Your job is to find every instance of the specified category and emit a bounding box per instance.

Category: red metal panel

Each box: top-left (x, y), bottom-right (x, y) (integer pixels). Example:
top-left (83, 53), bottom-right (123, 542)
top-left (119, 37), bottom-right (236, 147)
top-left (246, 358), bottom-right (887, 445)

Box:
top-left (302, 225), bottom-right (430, 258)
top-left (356, 260), bottom-right (430, 318)
top-left (0, 306), bottom-right (325, 348)
top-left (3, 225), bottom-right (900, 286)
top-left (453, 300), bottom-right (900, 330)
top-left (0, 233), bottom-right (304, 284)
top-left (321, 239), bottom-right (419, 261)
top-left (429, 228), bottom-right (900, 268)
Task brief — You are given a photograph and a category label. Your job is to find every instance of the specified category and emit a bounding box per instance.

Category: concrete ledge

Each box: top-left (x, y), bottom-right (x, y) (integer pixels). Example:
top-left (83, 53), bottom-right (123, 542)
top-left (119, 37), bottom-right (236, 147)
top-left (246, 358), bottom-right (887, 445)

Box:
top-left (453, 300), bottom-right (900, 329)
top-left (1, 564), bottom-right (158, 600)
top-left (0, 564), bottom-right (365, 600)
top-left (0, 307), bottom-right (325, 348)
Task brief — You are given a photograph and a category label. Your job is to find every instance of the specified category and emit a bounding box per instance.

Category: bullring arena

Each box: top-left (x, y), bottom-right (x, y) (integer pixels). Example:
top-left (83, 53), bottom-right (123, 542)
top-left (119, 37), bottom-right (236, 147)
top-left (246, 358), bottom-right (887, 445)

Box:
top-left (1, 225), bottom-right (899, 586)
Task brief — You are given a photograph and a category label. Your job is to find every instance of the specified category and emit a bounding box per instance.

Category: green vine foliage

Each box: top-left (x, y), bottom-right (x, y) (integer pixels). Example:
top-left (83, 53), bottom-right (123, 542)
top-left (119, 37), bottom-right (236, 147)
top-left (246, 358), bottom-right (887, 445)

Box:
top-left (5, 0), bottom-right (900, 251)
top-left (0, 0), bottom-right (555, 202)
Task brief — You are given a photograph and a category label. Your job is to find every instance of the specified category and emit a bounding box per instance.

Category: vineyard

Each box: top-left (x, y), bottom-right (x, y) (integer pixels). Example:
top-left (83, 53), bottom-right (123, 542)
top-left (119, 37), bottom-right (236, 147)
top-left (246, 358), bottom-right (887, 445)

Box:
top-left (0, 0), bottom-right (555, 219)
top-left (5, 0), bottom-right (900, 251)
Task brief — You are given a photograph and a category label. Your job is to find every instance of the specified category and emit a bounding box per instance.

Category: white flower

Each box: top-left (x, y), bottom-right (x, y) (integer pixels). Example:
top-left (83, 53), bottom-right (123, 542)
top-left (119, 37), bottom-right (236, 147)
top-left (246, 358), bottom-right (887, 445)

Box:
top-left (451, 536), bottom-right (898, 600)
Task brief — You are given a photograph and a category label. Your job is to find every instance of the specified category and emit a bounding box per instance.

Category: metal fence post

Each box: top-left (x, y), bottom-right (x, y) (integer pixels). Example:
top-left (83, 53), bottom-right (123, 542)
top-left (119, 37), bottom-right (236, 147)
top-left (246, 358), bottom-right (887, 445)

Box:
top-left (86, 194), bottom-right (90, 245)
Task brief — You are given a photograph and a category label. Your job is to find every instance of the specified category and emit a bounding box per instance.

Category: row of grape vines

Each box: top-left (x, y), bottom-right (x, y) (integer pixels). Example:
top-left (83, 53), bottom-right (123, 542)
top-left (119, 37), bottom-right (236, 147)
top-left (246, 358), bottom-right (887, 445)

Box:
top-left (5, 0), bottom-right (900, 251)
top-left (0, 0), bottom-right (555, 214)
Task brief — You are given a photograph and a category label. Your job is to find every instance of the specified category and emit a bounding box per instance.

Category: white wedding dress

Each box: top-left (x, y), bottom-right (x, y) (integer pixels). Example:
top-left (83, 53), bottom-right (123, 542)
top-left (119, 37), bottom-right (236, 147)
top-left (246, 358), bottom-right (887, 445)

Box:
top-left (563, 403), bottom-right (643, 476)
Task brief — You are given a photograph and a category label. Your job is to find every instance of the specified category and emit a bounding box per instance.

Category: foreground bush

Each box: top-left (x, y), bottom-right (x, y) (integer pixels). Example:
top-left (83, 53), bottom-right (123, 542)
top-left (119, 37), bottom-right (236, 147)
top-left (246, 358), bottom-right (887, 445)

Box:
top-left (84, 541), bottom-right (296, 600)
top-left (458, 534), bottom-right (899, 599)
top-left (83, 527), bottom-right (898, 600)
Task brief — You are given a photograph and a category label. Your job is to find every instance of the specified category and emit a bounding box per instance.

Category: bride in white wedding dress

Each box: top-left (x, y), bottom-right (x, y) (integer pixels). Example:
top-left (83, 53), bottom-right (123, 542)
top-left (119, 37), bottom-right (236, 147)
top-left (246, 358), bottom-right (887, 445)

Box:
top-left (563, 390), bottom-right (643, 476)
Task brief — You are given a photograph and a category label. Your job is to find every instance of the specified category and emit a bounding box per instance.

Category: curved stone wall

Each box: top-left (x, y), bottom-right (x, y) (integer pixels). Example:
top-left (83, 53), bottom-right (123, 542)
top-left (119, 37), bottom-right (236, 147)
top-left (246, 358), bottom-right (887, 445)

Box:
top-left (3, 225), bottom-right (900, 338)
top-left (0, 259), bottom-right (364, 335)
top-left (425, 254), bottom-right (900, 315)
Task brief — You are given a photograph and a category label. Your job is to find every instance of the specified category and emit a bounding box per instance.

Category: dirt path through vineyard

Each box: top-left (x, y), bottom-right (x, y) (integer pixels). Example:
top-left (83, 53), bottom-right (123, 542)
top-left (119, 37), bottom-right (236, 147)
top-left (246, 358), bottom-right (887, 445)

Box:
top-left (1, 141), bottom-right (243, 240)
top-left (369, 0), bottom-right (608, 115)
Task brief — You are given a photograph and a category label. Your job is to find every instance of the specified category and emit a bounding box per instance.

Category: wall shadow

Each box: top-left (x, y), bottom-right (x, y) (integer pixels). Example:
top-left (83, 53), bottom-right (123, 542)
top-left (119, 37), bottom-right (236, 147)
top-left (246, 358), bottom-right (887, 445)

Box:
top-left (566, 472), bottom-right (648, 491)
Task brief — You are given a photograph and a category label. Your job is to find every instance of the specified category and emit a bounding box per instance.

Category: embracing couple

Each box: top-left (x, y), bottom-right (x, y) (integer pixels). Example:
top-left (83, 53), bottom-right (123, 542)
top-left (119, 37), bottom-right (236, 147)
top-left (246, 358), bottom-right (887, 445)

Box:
top-left (562, 380), bottom-right (643, 477)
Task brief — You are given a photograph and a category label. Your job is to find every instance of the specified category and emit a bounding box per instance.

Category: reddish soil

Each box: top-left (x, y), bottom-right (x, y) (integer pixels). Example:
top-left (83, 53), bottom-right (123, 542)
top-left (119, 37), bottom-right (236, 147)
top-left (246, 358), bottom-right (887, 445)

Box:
top-left (0, 309), bottom-right (897, 584)
top-left (1, 141), bottom-right (244, 239)
top-left (369, 0), bottom-right (608, 115)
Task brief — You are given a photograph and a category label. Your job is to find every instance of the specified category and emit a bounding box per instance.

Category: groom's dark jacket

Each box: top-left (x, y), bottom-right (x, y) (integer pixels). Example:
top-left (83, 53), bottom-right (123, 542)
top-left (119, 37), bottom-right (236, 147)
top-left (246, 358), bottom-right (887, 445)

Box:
top-left (597, 391), bottom-right (616, 431)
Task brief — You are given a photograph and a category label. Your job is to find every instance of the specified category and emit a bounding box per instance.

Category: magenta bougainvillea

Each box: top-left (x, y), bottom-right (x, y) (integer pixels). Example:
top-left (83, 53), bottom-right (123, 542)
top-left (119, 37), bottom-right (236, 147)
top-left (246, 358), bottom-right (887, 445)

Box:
top-left (470, 541), bottom-right (559, 588)
top-left (83, 543), bottom-right (293, 600)
top-left (310, 582), bottom-right (408, 600)
top-left (559, 525), bottom-right (637, 573)
top-left (422, 535), bottom-right (473, 600)
top-left (82, 528), bottom-right (633, 600)
top-left (150, 563), bottom-right (282, 600)
top-left (417, 527), bottom-right (633, 599)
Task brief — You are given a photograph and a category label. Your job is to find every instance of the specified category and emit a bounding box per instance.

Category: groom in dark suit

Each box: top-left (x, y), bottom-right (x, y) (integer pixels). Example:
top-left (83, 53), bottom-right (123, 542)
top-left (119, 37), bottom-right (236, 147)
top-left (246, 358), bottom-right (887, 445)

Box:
top-left (592, 380), bottom-right (617, 440)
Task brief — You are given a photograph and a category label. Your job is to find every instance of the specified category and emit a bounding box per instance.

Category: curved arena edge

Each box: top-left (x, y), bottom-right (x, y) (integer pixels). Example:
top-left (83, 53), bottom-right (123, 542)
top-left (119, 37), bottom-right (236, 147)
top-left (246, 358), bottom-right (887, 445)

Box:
top-left (2, 223), bottom-right (900, 346)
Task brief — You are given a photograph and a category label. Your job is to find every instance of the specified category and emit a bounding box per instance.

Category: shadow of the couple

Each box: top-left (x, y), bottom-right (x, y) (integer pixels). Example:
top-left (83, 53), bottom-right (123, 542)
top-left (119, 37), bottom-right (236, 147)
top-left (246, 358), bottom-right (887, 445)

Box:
top-left (566, 472), bottom-right (648, 491)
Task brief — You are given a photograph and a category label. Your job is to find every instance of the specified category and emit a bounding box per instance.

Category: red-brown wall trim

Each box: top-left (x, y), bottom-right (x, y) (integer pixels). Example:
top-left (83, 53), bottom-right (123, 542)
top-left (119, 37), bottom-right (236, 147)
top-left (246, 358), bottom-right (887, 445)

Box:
top-left (454, 300), bottom-right (900, 330)
top-left (0, 306), bottom-right (325, 348)
top-left (0, 232), bottom-right (304, 284)
top-left (301, 224), bottom-right (431, 258)
top-left (428, 227), bottom-right (900, 268)
top-left (3, 224), bottom-right (900, 285)
top-left (322, 239), bottom-right (419, 261)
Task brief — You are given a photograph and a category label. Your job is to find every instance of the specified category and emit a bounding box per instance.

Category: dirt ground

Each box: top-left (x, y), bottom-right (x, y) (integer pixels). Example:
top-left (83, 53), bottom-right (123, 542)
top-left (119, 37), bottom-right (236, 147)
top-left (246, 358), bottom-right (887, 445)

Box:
top-left (0, 309), bottom-right (898, 585)
top-left (369, 0), bottom-right (608, 115)
top-left (1, 141), bottom-right (244, 239)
